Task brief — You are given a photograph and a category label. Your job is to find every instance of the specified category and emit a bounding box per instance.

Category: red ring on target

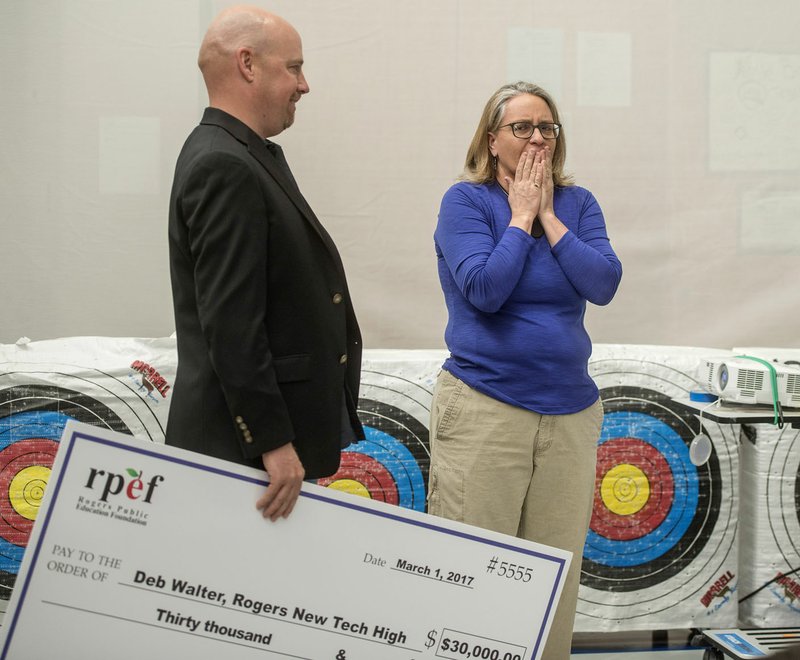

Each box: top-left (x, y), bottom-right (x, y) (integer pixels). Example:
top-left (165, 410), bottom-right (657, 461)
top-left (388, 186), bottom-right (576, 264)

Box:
top-left (592, 437), bottom-right (675, 541)
top-left (317, 453), bottom-right (399, 505)
top-left (0, 438), bottom-right (59, 543)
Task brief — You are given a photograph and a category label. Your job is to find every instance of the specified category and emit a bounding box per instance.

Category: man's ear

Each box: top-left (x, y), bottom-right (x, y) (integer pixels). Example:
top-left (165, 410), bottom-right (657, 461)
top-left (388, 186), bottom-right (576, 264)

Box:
top-left (236, 46), bottom-right (255, 82)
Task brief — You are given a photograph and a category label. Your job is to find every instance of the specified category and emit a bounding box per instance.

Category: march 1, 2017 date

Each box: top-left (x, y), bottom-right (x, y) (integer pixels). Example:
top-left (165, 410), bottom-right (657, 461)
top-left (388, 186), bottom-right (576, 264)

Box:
top-left (393, 557), bottom-right (476, 587)
top-left (437, 569), bottom-right (474, 586)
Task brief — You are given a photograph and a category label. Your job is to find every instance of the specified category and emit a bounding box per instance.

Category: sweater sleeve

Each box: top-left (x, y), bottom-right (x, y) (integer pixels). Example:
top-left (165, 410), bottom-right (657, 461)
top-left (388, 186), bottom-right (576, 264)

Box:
top-left (551, 190), bottom-right (622, 305)
top-left (435, 184), bottom-right (533, 313)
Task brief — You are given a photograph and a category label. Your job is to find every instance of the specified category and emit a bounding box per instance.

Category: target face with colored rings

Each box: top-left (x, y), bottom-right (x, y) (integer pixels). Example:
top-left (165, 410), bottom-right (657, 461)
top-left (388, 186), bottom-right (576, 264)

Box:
top-left (578, 353), bottom-right (739, 629)
top-left (0, 380), bottom-right (160, 601)
top-left (583, 386), bottom-right (722, 592)
top-left (593, 436), bottom-right (675, 542)
top-left (0, 410), bottom-right (64, 567)
top-left (317, 399), bottom-right (428, 511)
top-left (588, 412), bottom-right (701, 570)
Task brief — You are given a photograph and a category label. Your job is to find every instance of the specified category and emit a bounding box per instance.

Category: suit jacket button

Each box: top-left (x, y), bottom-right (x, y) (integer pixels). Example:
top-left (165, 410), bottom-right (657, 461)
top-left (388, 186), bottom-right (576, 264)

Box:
top-left (244, 435), bottom-right (253, 444)
top-left (339, 354), bottom-right (348, 364)
top-left (332, 293), bottom-right (343, 304)
top-left (235, 416), bottom-right (244, 424)
top-left (239, 422), bottom-right (247, 430)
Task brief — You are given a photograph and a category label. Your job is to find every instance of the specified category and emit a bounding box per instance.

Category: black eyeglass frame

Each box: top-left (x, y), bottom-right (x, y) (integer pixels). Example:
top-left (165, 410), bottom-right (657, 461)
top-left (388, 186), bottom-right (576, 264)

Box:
top-left (497, 122), bottom-right (561, 140)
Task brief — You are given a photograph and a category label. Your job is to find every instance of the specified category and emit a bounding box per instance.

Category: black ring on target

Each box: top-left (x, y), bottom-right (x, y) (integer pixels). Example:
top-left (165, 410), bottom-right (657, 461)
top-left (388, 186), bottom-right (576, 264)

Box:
top-left (0, 384), bottom-right (131, 435)
top-left (581, 386), bottom-right (722, 592)
top-left (357, 398), bottom-right (430, 507)
top-left (795, 453), bottom-right (800, 531)
top-left (0, 384), bottom-right (133, 594)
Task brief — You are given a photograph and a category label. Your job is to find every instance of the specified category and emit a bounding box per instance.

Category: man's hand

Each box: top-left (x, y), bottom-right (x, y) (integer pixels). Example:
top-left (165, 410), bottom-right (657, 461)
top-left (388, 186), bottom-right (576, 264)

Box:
top-left (256, 443), bottom-right (305, 521)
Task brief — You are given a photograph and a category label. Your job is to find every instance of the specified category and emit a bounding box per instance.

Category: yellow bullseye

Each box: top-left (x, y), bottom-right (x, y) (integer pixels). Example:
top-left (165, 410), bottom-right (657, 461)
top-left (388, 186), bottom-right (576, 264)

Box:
top-left (600, 463), bottom-right (650, 516)
top-left (9, 466), bottom-right (52, 521)
top-left (326, 479), bottom-right (372, 499)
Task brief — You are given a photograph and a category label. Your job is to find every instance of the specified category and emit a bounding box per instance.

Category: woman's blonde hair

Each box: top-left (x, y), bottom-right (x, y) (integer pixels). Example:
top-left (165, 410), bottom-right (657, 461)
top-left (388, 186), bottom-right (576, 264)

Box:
top-left (461, 81), bottom-right (573, 187)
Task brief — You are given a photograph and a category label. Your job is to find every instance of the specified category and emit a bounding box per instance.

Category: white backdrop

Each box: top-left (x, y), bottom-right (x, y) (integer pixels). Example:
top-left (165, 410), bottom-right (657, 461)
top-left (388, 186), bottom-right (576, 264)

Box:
top-left (1, 0), bottom-right (799, 349)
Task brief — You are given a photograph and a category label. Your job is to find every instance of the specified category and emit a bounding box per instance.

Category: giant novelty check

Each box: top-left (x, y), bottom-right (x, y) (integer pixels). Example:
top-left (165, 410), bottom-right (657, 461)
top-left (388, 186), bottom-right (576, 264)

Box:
top-left (0, 421), bottom-right (571, 660)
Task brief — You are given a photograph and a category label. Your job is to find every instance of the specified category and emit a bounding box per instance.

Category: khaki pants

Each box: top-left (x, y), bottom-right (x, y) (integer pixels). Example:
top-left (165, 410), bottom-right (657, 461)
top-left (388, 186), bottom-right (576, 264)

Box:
top-left (428, 370), bottom-right (603, 660)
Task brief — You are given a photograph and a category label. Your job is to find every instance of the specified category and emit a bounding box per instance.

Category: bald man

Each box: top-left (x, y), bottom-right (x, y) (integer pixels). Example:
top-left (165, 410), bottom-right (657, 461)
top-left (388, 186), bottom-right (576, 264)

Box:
top-left (167, 6), bottom-right (364, 520)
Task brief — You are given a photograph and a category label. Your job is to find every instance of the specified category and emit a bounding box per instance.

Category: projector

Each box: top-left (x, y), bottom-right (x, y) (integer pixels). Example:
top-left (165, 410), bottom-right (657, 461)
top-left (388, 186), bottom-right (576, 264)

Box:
top-left (702, 356), bottom-right (800, 408)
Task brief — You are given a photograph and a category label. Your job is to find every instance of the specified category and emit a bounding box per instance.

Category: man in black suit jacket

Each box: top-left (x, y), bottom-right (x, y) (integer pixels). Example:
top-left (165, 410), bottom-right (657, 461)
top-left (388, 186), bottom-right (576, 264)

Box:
top-left (167, 6), bottom-right (364, 520)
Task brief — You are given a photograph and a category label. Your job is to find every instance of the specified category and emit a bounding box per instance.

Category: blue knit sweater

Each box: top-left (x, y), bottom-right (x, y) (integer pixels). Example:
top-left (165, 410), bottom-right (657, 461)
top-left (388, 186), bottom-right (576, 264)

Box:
top-left (435, 180), bottom-right (622, 414)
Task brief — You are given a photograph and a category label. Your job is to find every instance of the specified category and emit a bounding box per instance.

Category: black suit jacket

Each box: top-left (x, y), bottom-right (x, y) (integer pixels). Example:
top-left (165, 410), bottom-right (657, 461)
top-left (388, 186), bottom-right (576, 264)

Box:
top-left (166, 108), bottom-right (364, 479)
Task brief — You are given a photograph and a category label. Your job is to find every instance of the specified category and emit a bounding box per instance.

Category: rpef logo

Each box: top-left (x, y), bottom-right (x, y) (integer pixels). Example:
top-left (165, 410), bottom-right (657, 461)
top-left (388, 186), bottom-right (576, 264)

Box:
top-left (85, 467), bottom-right (165, 504)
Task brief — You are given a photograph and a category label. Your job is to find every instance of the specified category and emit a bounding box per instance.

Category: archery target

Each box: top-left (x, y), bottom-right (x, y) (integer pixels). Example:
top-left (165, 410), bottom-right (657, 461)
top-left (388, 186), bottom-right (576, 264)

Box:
top-left (318, 361), bottom-right (436, 512)
top-left (738, 423), bottom-right (800, 626)
top-left (766, 426), bottom-right (800, 578)
top-left (722, 346), bottom-right (800, 627)
top-left (0, 412), bottom-right (62, 558)
top-left (585, 389), bottom-right (722, 586)
top-left (577, 350), bottom-right (739, 631)
top-left (0, 365), bottom-right (166, 441)
top-left (0, 365), bottom-right (167, 603)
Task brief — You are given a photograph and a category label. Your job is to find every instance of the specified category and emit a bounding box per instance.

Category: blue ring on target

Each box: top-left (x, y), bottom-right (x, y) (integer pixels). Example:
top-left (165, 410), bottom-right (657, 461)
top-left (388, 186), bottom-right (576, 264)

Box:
top-left (0, 410), bottom-right (72, 449)
top-left (585, 411), bottom-right (699, 567)
top-left (0, 410), bottom-right (70, 567)
top-left (347, 426), bottom-right (426, 512)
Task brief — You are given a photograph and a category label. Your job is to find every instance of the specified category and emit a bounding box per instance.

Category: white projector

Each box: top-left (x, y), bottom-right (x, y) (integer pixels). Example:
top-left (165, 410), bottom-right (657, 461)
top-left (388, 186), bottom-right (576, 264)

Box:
top-left (702, 356), bottom-right (800, 408)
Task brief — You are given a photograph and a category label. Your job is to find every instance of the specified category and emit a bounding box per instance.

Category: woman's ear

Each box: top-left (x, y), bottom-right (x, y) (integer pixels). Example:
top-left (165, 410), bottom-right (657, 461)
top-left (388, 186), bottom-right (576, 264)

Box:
top-left (487, 132), bottom-right (497, 157)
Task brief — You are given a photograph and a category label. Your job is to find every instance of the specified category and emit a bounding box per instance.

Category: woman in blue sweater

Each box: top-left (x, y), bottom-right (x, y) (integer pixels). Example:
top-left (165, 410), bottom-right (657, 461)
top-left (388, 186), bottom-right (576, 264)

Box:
top-left (430, 81), bottom-right (622, 659)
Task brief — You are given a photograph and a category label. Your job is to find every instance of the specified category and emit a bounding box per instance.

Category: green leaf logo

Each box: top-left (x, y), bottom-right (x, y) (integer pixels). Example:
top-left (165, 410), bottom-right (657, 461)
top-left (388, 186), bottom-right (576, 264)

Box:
top-left (126, 468), bottom-right (140, 478)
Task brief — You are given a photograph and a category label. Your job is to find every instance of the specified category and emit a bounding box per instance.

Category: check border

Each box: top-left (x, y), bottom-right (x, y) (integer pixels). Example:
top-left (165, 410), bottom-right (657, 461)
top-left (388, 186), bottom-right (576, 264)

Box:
top-left (2, 428), bottom-right (569, 660)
